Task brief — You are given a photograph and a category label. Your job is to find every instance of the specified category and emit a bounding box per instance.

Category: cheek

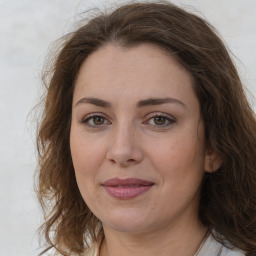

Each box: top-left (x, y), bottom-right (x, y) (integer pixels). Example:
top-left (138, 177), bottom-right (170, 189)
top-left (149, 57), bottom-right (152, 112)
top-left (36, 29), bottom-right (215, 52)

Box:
top-left (70, 132), bottom-right (104, 213)
top-left (151, 136), bottom-right (205, 207)
top-left (147, 127), bottom-right (205, 184)
top-left (70, 127), bottom-right (106, 199)
top-left (70, 127), bottom-right (106, 171)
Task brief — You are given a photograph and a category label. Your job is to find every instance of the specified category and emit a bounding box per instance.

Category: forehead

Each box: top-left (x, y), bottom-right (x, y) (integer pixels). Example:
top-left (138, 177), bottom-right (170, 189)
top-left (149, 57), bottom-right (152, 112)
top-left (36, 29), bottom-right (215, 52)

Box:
top-left (73, 43), bottom-right (197, 107)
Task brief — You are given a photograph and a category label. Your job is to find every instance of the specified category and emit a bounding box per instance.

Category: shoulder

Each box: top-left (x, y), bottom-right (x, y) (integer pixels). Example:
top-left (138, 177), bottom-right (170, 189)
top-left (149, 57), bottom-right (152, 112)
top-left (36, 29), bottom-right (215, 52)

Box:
top-left (221, 246), bottom-right (245, 256)
top-left (198, 233), bottom-right (245, 256)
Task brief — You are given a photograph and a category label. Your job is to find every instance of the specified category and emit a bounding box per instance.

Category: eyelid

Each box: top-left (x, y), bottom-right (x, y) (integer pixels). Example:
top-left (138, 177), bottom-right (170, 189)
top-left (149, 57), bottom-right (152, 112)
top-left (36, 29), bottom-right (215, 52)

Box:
top-left (80, 111), bottom-right (176, 129)
top-left (145, 112), bottom-right (176, 121)
top-left (82, 112), bottom-right (107, 121)
top-left (81, 112), bottom-right (111, 127)
top-left (143, 112), bottom-right (176, 127)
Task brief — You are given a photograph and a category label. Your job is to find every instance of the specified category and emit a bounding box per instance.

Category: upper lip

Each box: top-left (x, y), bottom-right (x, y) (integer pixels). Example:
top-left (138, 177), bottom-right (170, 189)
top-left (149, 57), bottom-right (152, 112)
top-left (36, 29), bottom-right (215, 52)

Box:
top-left (102, 178), bottom-right (154, 186)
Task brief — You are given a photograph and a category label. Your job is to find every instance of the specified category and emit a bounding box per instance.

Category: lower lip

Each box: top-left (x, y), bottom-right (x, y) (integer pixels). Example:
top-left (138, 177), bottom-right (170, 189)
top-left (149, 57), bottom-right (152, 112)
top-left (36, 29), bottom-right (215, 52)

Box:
top-left (103, 185), bottom-right (153, 199)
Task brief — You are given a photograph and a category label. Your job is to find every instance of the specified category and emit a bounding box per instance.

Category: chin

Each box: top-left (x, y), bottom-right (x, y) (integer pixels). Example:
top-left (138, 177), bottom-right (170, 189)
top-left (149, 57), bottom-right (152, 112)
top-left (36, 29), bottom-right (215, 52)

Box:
top-left (104, 221), bottom-right (151, 234)
top-left (100, 208), bottom-right (154, 233)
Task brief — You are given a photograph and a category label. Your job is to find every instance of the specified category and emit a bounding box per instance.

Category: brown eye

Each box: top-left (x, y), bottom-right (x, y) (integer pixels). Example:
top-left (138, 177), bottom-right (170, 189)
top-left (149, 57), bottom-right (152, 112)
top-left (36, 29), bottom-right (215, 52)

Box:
top-left (93, 116), bottom-right (105, 125)
top-left (154, 116), bottom-right (166, 125)
top-left (82, 114), bottom-right (110, 128)
top-left (145, 114), bottom-right (176, 128)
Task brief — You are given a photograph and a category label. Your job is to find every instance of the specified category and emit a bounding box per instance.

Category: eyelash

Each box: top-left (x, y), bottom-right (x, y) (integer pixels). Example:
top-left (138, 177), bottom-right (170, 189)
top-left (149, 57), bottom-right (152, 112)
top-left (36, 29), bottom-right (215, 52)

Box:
top-left (81, 112), bottom-right (176, 129)
top-left (81, 113), bottom-right (111, 128)
top-left (144, 113), bottom-right (176, 128)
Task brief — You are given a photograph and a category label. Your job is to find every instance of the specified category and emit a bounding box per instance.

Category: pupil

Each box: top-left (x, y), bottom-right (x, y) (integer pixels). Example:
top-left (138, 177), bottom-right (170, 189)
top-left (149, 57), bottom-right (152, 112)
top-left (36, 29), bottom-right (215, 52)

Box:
top-left (94, 116), bottom-right (104, 125)
top-left (154, 117), bottom-right (165, 125)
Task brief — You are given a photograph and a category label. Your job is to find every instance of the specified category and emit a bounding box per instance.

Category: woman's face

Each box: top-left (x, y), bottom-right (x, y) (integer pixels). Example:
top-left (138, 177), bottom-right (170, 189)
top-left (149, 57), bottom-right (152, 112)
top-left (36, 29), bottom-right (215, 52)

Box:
top-left (70, 43), bottom-right (208, 234)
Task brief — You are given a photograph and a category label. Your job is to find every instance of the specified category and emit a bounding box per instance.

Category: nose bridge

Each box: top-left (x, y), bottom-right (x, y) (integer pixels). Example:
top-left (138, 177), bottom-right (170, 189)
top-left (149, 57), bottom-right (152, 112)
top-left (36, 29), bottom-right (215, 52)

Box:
top-left (111, 119), bottom-right (136, 154)
top-left (106, 118), bottom-right (143, 165)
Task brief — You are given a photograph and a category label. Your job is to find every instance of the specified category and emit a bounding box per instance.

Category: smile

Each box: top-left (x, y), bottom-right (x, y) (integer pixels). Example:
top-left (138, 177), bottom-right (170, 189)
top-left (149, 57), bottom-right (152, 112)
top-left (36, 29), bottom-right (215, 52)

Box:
top-left (102, 178), bottom-right (154, 199)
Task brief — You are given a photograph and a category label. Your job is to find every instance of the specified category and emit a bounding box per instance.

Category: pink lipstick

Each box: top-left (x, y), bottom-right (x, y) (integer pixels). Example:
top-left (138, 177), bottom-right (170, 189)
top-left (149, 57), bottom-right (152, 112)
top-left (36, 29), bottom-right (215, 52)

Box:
top-left (102, 178), bottom-right (154, 199)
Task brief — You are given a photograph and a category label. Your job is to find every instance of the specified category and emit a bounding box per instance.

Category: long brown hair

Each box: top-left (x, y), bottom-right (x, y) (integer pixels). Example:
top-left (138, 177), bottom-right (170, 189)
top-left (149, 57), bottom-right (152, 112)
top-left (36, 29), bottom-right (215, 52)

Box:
top-left (36, 1), bottom-right (256, 255)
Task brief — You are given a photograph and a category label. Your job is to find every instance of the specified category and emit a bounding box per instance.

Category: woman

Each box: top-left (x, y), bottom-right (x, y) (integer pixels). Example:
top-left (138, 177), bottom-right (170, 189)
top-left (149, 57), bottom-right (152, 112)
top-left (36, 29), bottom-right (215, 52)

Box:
top-left (36, 1), bottom-right (256, 256)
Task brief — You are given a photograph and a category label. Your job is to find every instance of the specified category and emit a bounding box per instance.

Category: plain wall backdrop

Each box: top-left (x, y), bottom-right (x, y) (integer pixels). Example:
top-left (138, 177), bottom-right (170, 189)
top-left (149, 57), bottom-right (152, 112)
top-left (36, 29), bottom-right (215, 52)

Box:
top-left (0, 0), bottom-right (255, 255)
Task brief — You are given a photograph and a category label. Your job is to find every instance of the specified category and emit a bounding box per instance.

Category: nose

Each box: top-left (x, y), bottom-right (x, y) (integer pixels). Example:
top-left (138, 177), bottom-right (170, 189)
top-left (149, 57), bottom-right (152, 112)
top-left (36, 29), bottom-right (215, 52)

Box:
top-left (106, 124), bottom-right (143, 167)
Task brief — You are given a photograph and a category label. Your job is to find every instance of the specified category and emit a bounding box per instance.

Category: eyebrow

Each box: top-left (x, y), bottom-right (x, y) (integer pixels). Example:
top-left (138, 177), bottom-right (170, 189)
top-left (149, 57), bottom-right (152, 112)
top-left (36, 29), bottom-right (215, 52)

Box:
top-left (137, 97), bottom-right (186, 108)
top-left (75, 97), bottom-right (111, 108)
top-left (75, 97), bottom-right (186, 108)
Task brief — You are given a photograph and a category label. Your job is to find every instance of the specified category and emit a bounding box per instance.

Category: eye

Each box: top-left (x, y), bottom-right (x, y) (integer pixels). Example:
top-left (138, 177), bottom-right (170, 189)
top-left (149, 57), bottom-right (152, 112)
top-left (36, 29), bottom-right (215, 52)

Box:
top-left (82, 113), bottom-right (111, 128)
top-left (145, 113), bottom-right (176, 128)
top-left (152, 116), bottom-right (168, 125)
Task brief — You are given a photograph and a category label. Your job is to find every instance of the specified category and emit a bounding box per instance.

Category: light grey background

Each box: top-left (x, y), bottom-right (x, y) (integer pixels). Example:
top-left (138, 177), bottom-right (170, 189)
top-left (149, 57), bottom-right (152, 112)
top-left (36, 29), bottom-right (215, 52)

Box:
top-left (0, 0), bottom-right (255, 255)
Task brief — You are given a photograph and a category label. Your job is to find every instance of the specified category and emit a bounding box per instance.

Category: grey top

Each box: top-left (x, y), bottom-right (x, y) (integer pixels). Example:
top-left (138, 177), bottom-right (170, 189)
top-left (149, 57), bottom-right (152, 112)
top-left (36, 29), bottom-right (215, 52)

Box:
top-left (86, 232), bottom-right (245, 256)
top-left (197, 233), bottom-right (245, 256)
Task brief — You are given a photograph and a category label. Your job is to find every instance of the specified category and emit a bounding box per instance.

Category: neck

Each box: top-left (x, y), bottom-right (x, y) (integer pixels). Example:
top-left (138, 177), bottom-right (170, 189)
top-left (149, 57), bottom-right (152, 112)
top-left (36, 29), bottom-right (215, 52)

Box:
top-left (100, 218), bottom-right (208, 256)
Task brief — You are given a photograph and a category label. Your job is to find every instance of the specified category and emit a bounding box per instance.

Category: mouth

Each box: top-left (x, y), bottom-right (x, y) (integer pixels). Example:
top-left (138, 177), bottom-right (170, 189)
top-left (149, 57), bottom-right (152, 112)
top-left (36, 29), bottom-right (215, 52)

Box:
top-left (102, 178), bottom-right (155, 199)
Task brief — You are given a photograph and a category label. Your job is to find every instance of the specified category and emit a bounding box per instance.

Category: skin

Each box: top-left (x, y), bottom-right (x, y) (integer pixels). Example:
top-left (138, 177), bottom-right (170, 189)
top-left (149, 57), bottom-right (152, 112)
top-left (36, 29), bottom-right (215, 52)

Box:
top-left (70, 43), bottom-right (218, 256)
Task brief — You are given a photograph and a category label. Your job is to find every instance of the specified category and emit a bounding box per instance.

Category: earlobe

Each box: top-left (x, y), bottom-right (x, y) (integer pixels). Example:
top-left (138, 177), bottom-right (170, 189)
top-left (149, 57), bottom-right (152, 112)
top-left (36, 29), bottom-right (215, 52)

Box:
top-left (204, 150), bottom-right (222, 173)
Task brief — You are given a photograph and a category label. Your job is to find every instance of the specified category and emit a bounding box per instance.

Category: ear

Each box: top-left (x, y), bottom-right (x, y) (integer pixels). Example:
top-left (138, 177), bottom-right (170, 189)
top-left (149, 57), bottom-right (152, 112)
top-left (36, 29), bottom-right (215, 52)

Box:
top-left (204, 149), bottom-right (222, 173)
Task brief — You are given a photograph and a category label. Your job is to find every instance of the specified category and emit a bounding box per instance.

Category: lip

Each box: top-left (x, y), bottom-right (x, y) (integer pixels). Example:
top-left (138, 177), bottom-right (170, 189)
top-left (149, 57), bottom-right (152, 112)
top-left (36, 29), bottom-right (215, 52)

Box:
top-left (102, 178), bottom-right (155, 199)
